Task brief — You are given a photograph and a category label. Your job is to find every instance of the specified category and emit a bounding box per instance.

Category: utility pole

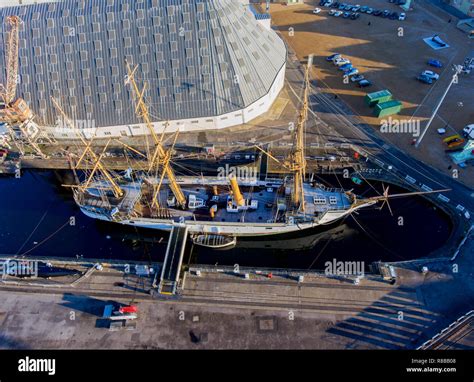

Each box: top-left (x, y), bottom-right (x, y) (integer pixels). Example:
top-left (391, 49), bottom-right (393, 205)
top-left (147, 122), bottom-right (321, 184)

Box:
top-left (415, 65), bottom-right (463, 149)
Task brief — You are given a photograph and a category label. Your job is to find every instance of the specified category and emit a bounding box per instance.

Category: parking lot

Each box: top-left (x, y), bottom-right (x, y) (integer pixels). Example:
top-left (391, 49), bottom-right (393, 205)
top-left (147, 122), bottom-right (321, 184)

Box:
top-left (269, 0), bottom-right (474, 187)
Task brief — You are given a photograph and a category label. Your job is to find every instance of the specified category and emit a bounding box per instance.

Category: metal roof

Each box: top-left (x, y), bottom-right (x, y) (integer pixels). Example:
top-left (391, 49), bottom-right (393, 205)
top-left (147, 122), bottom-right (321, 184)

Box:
top-left (0, 0), bottom-right (287, 127)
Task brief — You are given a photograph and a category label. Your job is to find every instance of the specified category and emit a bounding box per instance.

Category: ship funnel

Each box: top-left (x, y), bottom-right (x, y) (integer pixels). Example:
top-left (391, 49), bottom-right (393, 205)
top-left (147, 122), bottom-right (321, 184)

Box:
top-left (229, 175), bottom-right (245, 207)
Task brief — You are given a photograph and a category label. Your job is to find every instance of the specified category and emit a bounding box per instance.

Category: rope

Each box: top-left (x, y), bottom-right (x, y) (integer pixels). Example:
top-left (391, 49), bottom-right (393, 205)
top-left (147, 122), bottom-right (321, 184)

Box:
top-left (15, 203), bottom-right (52, 255)
top-left (17, 219), bottom-right (71, 257)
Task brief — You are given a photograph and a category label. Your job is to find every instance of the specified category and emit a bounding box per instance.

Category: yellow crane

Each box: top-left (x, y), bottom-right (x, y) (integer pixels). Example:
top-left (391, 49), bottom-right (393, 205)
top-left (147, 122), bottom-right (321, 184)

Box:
top-left (125, 63), bottom-right (186, 209)
top-left (0, 16), bottom-right (33, 124)
top-left (51, 97), bottom-right (124, 199)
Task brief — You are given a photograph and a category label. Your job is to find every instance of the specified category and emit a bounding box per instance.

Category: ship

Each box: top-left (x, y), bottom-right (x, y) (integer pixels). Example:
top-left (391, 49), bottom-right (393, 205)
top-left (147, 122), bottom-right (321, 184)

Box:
top-left (61, 58), bottom-right (447, 242)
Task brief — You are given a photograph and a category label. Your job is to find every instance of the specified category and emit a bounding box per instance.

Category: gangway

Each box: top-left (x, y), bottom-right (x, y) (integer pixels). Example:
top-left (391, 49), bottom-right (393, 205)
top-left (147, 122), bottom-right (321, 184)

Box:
top-left (157, 225), bottom-right (188, 295)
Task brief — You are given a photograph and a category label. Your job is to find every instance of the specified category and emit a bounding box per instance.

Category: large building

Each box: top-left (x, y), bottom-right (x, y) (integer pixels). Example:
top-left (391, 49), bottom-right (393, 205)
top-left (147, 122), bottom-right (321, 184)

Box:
top-left (0, 0), bottom-right (287, 139)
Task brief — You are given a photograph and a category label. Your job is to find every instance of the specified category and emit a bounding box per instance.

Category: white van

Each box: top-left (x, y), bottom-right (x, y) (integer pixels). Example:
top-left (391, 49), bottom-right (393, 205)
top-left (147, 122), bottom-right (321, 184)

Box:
top-left (462, 124), bottom-right (474, 140)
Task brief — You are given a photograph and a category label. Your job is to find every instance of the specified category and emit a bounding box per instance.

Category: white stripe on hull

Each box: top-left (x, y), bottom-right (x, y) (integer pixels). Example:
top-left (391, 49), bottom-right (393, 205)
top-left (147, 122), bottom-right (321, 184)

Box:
top-left (80, 204), bottom-right (374, 237)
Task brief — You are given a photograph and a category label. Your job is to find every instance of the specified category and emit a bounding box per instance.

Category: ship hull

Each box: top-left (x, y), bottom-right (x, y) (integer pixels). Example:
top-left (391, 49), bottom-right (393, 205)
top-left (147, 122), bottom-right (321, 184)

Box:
top-left (80, 202), bottom-right (374, 238)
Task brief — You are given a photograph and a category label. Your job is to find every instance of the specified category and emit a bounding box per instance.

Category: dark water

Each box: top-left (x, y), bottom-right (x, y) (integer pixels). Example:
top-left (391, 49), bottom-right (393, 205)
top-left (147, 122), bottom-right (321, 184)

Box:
top-left (0, 171), bottom-right (452, 270)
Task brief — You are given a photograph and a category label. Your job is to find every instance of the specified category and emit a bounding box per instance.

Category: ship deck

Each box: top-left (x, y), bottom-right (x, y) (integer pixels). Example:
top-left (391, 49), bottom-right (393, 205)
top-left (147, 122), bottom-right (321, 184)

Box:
top-left (80, 180), bottom-right (353, 225)
top-left (144, 183), bottom-right (353, 224)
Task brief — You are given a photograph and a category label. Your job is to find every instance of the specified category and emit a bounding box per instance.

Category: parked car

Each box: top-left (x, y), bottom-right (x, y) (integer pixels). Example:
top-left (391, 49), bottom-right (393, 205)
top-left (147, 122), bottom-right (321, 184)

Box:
top-left (344, 5), bottom-right (353, 11)
top-left (338, 3), bottom-right (346, 10)
top-left (360, 6), bottom-right (369, 12)
top-left (343, 11), bottom-right (351, 18)
top-left (324, 0), bottom-right (334, 6)
top-left (462, 124), bottom-right (474, 139)
top-left (334, 58), bottom-right (351, 66)
top-left (334, 10), bottom-right (343, 16)
top-left (358, 80), bottom-right (372, 87)
top-left (329, 9), bottom-right (337, 15)
top-left (326, 53), bottom-right (341, 61)
top-left (417, 74), bottom-right (433, 84)
top-left (382, 10), bottom-right (391, 17)
top-left (333, 56), bottom-right (346, 62)
top-left (313, 7), bottom-right (322, 13)
top-left (345, 68), bottom-right (359, 76)
top-left (351, 5), bottom-right (361, 11)
top-left (351, 74), bottom-right (365, 82)
top-left (366, 7), bottom-right (374, 14)
top-left (339, 63), bottom-right (353, 70)
top-left (350, 12), bottom-right (360, 19)
top-left (373, 10), bottom-right (382, 16)
top-left (389, 12), bottom-right (399, 20)
top-left (319, 0), bottom-right (326, 5)
top-left (332, 2), bottom-right (340, 8)
top-left (428, 59), bottom-right (443, 68)
top-left (421, 70), bottom-right (440, 80)
top-left (399, 12), bottom-right (406, 20)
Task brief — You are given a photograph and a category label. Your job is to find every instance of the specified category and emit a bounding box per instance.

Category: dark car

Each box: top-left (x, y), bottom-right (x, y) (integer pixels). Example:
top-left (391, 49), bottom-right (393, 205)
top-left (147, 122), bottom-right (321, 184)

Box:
top-left (332, 2), bottom-right (340, 7)
top-left (343, 11), bottom-right (351, 17)
top-left (351, 74), bottom-right (365, 82)
top-left (319, 0), bottom-right (326, 5)
top-left (417, 74), bottom-right (433, 84)
top-left (350, 12), bottom-right (360, 19)
top-left (373, 9), bottom-right (382, 16)
top-left (339, 3), bottom-right (346, 9)
top-left (358, 80), bottom-right (372, 87)
top-left (389, 11), bottom-right (398, 20)
top-left (339, 63), bottom-right (353, 70)
top-left (428, 59), bottom-right (443, 68)
top-left (382, 10), bottom-right (391, 17)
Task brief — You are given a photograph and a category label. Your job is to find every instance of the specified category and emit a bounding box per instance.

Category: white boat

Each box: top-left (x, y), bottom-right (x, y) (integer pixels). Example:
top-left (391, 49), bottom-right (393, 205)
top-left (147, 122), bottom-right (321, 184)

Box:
top-left (191, 234), bottom-right (237, 250)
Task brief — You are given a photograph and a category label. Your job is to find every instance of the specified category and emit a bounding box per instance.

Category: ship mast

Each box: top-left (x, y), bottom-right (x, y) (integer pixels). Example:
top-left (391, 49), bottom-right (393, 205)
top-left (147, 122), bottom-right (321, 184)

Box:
top-left (51, 97), bottom-right (124, 199)
top-left (125, 63), bottom-right (186, 209)
top-left (290, 54), bottom-right (313, 212)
